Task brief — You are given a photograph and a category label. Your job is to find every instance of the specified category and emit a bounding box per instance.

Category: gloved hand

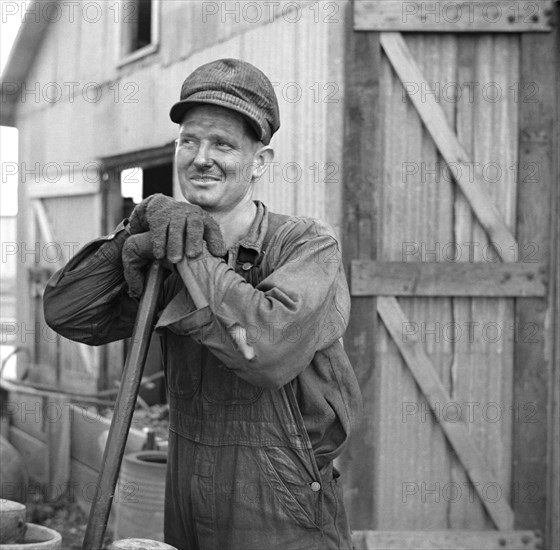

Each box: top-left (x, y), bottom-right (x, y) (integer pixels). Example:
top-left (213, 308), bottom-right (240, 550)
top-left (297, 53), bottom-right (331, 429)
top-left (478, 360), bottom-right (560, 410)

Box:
top-left (128, 194), bottom-right (225, 262)
top-left (122, 232), bottom-right (157, 298)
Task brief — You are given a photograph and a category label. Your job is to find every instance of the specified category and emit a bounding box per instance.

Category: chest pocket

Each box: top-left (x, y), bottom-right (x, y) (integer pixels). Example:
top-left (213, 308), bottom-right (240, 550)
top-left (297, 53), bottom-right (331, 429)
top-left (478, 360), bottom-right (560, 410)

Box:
top-left (201, 351), bottom-right (263, 404)
top-left (164, 331), bottom-right (202, 399)
top-left (200, 250), bottom-right (266, 404)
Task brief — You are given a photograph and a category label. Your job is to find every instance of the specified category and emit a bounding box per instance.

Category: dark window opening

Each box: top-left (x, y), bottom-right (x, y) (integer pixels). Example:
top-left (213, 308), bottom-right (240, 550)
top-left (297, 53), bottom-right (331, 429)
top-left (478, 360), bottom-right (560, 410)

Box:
top-left (121, 0), bottom-right (154, 57)
top-left (121, 163), bottom-right (173, 220)
top-left (135, 0), bottom-right (152, 51)
top-left (143, 163), bottom-right (173, 200)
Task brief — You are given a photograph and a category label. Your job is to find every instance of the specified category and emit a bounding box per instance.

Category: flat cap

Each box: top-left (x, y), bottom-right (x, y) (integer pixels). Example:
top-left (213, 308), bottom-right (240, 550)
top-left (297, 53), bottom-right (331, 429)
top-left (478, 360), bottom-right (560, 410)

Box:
top-left (169, 58), bottom-right (280, 145)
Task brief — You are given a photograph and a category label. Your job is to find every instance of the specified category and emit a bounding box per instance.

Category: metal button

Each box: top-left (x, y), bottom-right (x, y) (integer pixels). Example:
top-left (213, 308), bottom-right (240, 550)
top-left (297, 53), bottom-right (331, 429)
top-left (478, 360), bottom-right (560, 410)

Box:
top-left (310, 482), bottom-right (321, 492)
top-left (242, 262), bottom-right (253, 271)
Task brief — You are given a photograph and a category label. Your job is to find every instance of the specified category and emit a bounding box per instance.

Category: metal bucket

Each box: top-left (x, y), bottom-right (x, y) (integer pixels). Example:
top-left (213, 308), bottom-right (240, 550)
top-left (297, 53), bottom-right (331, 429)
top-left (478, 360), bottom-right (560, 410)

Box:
top-left (114, 451), bottom-right (167, 541)
top-left (0, 523), bottom-right (61, 550)
top-left (0, 500), bottom-right (26, 544)
top-left (110, 539), bottom-right (176, 550)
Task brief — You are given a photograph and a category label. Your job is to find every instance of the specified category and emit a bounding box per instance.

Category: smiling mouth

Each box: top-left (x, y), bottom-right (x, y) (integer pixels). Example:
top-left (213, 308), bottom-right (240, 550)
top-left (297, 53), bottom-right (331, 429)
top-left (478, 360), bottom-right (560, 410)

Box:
top-left (189, 175), bottom-right (222, 184)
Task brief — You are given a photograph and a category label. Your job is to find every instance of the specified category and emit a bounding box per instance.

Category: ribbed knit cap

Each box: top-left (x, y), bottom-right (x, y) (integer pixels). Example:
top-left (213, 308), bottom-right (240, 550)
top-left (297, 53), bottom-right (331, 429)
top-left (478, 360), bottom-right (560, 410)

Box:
top-left (170, 59), bottom-right (280, 145)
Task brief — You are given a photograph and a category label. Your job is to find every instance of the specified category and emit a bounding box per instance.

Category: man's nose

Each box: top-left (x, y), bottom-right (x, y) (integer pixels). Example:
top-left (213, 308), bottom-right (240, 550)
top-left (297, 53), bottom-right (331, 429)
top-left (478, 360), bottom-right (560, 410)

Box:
top-left (193, 143), bottom-right (212, 168)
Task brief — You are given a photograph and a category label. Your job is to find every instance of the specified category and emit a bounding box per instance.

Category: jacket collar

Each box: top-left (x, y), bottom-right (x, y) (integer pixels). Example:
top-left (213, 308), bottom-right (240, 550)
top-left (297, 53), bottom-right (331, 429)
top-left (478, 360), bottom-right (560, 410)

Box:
top-left (234, 200), bottom-right (269, 256)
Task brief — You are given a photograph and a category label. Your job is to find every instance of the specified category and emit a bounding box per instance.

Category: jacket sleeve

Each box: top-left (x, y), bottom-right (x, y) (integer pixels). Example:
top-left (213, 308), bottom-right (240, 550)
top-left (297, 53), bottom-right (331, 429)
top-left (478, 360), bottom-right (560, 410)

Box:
top-left (155, 218), bottom-right (351, 389)
top-left (43, 223), bottom-right (139, 345)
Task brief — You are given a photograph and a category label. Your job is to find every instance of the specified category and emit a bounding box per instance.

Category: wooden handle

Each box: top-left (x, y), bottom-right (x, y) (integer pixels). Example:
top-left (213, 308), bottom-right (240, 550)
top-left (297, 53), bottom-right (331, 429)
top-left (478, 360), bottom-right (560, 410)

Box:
top-left (82, 263), bottom-right (165, 550)
top-left (175, 258), bottom-right (208, 310)
top-left (176, 258), bottom-right (255, 360)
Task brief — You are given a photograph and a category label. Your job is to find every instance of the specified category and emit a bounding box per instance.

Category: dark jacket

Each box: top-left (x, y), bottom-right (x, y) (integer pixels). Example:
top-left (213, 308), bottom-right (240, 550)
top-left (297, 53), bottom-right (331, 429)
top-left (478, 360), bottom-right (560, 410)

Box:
top-left (43, 201), bottom-right (362, 467)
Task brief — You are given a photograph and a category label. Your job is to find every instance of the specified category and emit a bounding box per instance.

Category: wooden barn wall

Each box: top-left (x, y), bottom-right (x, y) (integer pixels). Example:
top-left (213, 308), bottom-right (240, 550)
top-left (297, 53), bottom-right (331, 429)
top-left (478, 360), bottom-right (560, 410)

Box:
top-left (16, 0), bottom-right (345, 226)
top-left (14, 1), bottom-right (346, 384)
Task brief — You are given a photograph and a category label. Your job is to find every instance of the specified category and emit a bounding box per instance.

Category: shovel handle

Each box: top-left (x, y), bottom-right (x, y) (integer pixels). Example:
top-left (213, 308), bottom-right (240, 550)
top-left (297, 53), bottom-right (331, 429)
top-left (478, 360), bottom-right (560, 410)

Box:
top-left (176, 259), bottom-right (255, 360)
top-left (82, 262), bottom-right (165, 550)
top-left (175, 258), bottom-right (209, 310)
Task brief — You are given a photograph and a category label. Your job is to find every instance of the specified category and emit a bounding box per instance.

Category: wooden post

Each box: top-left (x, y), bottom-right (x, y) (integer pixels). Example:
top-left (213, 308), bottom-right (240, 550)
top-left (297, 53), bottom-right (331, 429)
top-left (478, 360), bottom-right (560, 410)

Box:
top-left (514, 12), bottom-right (557, 541)
top-left (339, 1), bottom-right (383, 529)
top-left (544, 5), bottom-right (560, 548)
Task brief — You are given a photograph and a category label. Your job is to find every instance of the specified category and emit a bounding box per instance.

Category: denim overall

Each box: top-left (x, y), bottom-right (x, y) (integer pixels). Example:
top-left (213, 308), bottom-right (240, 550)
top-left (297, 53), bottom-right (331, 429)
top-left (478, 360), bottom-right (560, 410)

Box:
top-left (162, 214), bottom-right (354, 550)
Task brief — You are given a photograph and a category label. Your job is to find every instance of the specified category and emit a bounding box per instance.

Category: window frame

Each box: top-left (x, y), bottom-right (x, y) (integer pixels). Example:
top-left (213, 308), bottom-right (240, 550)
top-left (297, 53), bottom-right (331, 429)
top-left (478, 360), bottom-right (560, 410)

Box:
top-left (116, 0), bottom-right (161, 68)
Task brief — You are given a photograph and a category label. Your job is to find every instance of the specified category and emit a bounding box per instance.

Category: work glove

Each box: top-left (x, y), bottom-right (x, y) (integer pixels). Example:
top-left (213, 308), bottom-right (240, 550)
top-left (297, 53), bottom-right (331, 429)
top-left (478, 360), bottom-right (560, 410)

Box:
top-left (122, 232), bottom-right (158, 298)
top-left (128, 193), bottom-right (226, 262)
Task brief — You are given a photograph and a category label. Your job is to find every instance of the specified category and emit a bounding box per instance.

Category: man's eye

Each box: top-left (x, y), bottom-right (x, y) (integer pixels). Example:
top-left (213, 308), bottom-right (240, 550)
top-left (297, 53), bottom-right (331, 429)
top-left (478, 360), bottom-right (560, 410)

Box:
top-left (177, 138), bottom-right (195, 147)
top-left (216, 141), bottom-right (232, 149)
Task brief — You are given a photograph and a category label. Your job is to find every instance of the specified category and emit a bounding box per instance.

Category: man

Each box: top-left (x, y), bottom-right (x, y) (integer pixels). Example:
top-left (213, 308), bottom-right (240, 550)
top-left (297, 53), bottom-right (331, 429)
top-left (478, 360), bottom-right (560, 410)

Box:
top-left (44, 59), bottom-right (362, 550)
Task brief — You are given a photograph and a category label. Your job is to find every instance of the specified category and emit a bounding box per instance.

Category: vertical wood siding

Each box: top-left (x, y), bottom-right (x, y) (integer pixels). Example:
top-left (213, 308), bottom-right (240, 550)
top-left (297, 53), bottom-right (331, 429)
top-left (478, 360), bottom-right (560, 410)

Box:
top-left (348, 30), bottom-right (522, 529)
top-left (376, 33), bottom-right (456, 528)
top-left (449, 34), bottom-right (519, 528)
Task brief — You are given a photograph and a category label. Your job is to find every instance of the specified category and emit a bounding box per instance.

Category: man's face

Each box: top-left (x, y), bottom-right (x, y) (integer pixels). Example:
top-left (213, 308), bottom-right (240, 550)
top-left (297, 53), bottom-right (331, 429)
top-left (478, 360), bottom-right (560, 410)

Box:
top-left (176, 104), bottom-right (262, 213)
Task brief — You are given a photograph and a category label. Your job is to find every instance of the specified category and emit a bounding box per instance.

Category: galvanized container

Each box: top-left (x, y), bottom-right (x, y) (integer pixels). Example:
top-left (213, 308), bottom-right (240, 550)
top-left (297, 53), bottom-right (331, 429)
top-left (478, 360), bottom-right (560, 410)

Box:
top-left (0, 523), bottom-right (61, 550)
top-left (114, 451), bottom-right (167, 541)
top-left (110, 539), bottom-right (176, 550)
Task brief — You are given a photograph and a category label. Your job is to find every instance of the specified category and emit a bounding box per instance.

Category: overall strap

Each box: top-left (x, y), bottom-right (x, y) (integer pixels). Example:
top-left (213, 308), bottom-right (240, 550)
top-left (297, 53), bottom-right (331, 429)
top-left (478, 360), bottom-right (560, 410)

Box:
top-left (236, 212), bottom-right (290, 271)
top-left (262, 212), bottom-right (290, 254)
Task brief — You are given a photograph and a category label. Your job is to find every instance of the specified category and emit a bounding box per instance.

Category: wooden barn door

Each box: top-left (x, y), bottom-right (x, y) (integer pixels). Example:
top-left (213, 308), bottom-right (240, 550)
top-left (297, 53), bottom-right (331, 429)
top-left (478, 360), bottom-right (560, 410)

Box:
top-left (341, 1), bottom-right (558, 548)
top-left (21, 187), bottom-right (101, 394)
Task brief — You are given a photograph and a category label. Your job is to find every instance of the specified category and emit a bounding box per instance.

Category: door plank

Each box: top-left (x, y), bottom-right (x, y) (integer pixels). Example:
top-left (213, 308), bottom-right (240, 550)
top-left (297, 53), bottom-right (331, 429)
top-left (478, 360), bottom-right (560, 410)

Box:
top-left (47, 395), bottom-right (71, 499)
top-left (351, 261), bottom-right (545, 296)
top-left (32, 199), bottom-right (65, 270)
top-left (339, 5), bottom-right (383, 527)
top-left (32, 199), bottom-right (96, 377)
top-left (450, 33), bottom-right (519, 528)
top-left (514, 23), bottom-right (557, 539)
top-left (355, 0), bottom-right (554, 33)
top-left (379, 32), bottom-right (517, 261)
top-left (352, 529), bottom-right (541, 550)
top-left (375, 33), bottom-right (458, 528)
top-left (377, 296), bottom-right (515, 529)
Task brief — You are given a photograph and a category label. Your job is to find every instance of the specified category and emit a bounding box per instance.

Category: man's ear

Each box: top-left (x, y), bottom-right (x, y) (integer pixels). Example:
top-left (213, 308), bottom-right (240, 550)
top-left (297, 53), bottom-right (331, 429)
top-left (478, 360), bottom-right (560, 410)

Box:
top-left (251, 146), bottom-right (274, 182)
